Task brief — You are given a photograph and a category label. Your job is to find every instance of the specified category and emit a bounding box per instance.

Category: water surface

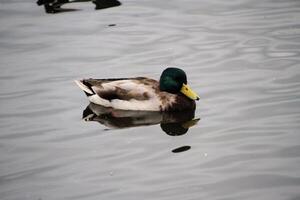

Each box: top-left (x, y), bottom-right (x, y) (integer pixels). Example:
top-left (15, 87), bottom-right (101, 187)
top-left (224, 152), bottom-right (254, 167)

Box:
top-left (1, 0), bottom-right (300, 199)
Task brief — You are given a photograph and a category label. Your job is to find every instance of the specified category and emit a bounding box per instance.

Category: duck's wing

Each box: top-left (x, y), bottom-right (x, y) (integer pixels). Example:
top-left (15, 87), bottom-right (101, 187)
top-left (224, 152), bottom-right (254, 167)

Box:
top-left (75, 77), bottom-right (159, 101)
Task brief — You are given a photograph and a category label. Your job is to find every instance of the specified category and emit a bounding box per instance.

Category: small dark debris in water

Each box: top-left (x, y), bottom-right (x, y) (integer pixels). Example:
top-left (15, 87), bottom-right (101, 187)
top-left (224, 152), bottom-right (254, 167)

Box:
top-left (172, 145), bottom-right (191, 153)
top-left (37, 0), bottom-right (121, 14)
top-left (108, 24), bottom-right (116, 27)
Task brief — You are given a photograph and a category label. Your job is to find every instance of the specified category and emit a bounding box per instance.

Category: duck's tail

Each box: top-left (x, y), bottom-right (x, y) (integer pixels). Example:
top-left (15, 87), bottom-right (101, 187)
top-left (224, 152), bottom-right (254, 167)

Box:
top-left (74, 80), bottom-right (94, 96)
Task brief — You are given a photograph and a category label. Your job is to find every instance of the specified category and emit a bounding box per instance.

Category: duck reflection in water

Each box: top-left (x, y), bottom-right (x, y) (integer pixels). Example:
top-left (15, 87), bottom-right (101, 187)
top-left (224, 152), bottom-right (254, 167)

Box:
top-left (82, 103), bottom-right (199, 153)
top-left (83, 103), bottom-right (199, 136)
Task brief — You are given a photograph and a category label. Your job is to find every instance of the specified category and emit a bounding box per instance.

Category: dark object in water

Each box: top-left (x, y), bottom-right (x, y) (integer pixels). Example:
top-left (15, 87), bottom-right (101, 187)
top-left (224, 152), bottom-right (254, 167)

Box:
top-left (172, 146), bottom-right (191, 153)
top-left (37, 0), bottom-right (66, 13)
top-left (93, 0), bottom-right (121, 10)
top-left (36, 0), bottom-right (121, 13)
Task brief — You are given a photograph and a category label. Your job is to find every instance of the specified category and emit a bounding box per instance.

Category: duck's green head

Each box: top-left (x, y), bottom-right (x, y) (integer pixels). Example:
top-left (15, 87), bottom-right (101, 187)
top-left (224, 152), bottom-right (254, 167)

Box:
top-left (159, 67), bottom-right (200, 101)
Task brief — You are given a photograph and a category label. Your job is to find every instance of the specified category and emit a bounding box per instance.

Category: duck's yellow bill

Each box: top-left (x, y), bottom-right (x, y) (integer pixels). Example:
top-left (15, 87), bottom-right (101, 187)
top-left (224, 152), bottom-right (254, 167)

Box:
top-left (180, 83), bottom-right (200, 101)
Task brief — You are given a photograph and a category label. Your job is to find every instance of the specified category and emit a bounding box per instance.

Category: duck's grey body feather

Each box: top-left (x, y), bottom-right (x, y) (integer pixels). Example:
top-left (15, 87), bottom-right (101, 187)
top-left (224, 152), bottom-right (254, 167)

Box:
top-left (75, 77), bottom-right (179, 111)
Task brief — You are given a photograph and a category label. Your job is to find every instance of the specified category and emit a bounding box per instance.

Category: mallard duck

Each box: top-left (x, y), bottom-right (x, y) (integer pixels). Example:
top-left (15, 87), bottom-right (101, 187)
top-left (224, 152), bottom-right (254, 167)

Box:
top-left (75, 67), bottom-right (200, 111)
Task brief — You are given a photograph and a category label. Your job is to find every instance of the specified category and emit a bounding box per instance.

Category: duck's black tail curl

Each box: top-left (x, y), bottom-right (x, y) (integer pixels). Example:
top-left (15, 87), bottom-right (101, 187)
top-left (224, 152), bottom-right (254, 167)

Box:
top-left (75, 80), bottom-right (95, 97)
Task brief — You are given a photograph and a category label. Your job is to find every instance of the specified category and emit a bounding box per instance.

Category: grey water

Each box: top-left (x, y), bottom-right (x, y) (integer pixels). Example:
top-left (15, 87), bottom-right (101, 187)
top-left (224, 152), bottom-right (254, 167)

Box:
top-left (1, 0), bottom-right (300, 199)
